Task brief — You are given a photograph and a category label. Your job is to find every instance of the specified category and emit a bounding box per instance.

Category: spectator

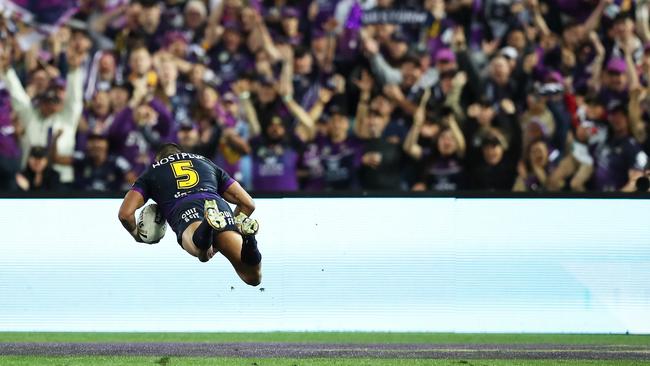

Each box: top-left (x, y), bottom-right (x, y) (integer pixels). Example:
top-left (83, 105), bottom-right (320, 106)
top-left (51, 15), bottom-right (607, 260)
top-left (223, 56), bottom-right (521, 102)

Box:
top-left (591, 103), bottom-right (648, 191)
top-left (1, 0), bottom-right (649, 194)
top-left (408, 97), bottom-right (467, 191)
top-left (0, 89), bottom-right (21, 191)
top-left (470, 130), bottom-right (517, 190)
top-left (513, 139), bottom-right (553, 192)
top-left (51, 131), bottom-right (135, 192)
top-left (108, 99), bottom-right (175, 174)
top-left (309, 103), bottom-right (362, 190)
top-left (1, 40), bottom-right (86, 186)
top-left (358, 108), bottom-right (403, 191)
top-left (15, 146), bottom-right (61, 192)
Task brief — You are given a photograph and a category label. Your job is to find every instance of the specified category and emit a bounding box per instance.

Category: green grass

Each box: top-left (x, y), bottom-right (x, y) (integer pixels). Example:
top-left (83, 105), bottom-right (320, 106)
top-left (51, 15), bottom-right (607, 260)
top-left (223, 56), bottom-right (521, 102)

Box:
top-left (0, 357), bottom-right (648, 366)
top-left (0, 332), bottom-right (648, 345)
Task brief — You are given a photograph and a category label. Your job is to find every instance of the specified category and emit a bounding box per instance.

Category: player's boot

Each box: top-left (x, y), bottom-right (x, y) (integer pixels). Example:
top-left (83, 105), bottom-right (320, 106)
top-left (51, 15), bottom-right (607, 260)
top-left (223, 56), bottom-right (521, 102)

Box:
top-left (204, 200), bottom-right (227, 230)
top-left (235, 212), bottom-right (259, 236)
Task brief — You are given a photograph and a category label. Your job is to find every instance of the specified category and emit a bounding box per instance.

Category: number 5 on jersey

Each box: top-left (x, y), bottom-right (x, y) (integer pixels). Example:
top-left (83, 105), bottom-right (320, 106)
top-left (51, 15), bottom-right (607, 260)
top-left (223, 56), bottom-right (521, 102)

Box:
top-left (171, 161), bottom-right (199, 189)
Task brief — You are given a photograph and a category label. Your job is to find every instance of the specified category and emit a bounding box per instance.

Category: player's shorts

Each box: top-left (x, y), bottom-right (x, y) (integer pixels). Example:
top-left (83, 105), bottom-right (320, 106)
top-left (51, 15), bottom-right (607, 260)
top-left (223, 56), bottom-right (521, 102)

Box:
top-left (168, 196), bottom-right (239, 245)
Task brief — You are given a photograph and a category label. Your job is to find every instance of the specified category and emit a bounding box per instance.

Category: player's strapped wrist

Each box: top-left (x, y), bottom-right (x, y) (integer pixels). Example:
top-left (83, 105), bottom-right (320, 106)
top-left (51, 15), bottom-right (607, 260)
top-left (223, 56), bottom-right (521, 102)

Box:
top-left (234, 212), bottom-right (249, 225)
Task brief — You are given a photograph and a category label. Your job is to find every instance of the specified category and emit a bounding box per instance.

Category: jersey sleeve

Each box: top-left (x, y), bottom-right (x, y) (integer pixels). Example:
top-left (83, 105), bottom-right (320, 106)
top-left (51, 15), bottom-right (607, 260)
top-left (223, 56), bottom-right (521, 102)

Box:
top-left (131, 171), bottom-right (150, 201)
top-left (208, 160), bottom-right (235, 195)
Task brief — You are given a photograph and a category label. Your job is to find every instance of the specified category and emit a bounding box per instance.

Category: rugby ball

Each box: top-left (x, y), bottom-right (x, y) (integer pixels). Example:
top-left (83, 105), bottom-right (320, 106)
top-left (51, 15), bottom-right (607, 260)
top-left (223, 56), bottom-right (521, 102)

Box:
top-left (137, 204), bottom-right (167, 244)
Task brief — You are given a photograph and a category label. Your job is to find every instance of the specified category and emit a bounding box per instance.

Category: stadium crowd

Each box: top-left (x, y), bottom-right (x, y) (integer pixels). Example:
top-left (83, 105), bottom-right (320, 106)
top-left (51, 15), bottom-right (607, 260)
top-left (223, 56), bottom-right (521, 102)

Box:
top-left (0, 0), bottom-right (649, 193)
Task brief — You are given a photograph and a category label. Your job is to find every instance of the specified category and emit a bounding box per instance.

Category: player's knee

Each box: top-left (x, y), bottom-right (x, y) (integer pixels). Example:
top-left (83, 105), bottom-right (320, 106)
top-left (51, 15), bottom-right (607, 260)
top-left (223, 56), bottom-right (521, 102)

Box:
top-left (242, 270), bottom-right (262, 286)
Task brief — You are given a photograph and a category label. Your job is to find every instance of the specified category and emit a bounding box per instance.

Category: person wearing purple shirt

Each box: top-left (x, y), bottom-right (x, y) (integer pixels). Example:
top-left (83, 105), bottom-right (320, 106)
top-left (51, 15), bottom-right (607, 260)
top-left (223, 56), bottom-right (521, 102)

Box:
top-left (108, 98), bottom-right (175, 174)
top-left (130, 0), bottom-right (169, 53)
top-left (251, 116), bottom-right (303, 192)
top-left (310, 104), bottom-right (363, 190)
top-left (76, 88), bottom-right (114, 152)
top-left (207, 23), bottom-right (255, 92)
top-left (0, 88), bottom-right (21, 191)
top-left (597, 57), bottom-right (631, 106)
top-left (592, 103), bottom-right (648, 191)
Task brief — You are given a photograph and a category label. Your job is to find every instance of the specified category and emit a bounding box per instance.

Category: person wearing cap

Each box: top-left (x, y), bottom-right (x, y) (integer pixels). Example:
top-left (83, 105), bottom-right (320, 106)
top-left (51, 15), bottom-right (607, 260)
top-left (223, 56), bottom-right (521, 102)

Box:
top-left (470, 129), bottom-right (517, 190)
top-left (520, 85), bottom-right (557, 150)
top-left (407, 93), bottom-right (467, 191)
top-left (280, 7), bottom-right (303, 46)
top-left (499, 46), bottom-right (519, 71)
top-left (15, 146), bottom-right (61, 192)
top-left (387, 30), bottom-right (410, 64)
top-left (308, 101), bottom-right (363, 190)
top-left (0, 36), bottom-right (86, 186)
top-left (464, 95), bottom-right (519, 170)
top-left (590, 102), bottom-right (649, 191)
top-left (597, 57), bottom-right (630, 103)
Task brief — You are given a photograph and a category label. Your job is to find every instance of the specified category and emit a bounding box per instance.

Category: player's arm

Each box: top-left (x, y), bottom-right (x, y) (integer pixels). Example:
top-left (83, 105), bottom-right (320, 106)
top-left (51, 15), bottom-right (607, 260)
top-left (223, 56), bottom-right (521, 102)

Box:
top-left (222, 181), bottom-right (255, 217)
top-left (118, 190), bottom-right (146, 242)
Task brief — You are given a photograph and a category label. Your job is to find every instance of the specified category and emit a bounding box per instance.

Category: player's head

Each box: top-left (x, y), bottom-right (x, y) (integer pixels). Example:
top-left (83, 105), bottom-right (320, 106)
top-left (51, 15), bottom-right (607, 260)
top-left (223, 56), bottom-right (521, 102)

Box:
top-left (156, 143), bottom-right (183, 161)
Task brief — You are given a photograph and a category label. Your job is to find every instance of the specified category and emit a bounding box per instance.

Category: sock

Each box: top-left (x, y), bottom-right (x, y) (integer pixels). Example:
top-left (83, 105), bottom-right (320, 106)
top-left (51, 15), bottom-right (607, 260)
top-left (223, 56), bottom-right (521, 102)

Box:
top-left (241, 235), bottom-right (262, 265)
top-left (192, 219), bottom-right (214, 250)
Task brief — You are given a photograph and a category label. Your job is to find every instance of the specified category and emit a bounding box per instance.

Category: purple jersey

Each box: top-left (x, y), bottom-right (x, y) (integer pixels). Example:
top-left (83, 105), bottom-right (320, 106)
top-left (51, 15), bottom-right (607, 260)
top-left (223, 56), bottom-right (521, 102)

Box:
top-left (132, 153), bottom-right (235, 220)
top-left (592, 136), bottom-right (648, 191)
top-left (207, 45), bottom-right (255, 91)
top-left (315, 133), bottom-right (363, 190)
top-left (299, 142), bottom-right (325, 191)
top-left (108, 99), bottom-right (175, 174)
top-left (251, 137), bottom-right (302, 192)
top-left (72, 151), bottom-right (131, 192)
top-left (421, 155), bottom-right (466, 191)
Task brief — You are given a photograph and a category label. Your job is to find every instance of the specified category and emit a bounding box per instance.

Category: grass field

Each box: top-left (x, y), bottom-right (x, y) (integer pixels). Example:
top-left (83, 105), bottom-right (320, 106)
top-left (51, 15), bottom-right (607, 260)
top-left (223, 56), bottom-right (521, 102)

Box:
top-left (1, 333), bottom-right (649, 366)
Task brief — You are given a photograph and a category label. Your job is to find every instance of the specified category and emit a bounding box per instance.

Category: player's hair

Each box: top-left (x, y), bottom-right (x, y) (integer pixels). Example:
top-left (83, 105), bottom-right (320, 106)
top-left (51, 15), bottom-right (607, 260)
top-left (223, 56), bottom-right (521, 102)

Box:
top-left (155, 143), bottom-right (183, 160)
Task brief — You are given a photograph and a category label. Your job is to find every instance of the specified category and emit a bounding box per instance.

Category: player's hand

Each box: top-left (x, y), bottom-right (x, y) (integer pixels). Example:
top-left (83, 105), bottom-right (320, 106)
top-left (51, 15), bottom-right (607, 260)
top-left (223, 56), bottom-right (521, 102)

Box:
top-left (234, 212), bottom-right (248, 228)
top-left (131, 228), bottom-right (144, 243)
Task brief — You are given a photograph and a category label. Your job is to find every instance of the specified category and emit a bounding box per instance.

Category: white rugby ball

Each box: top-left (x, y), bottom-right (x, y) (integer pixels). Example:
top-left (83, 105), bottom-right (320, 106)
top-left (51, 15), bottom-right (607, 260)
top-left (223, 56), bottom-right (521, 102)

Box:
top-left (137, 203), bottom-right (167, 244)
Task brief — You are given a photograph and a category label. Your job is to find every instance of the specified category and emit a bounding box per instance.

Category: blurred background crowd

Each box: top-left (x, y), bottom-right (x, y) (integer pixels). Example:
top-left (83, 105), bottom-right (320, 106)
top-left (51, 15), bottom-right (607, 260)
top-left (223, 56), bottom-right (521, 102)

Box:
top-left (1, 0), bottom-right (650, 193)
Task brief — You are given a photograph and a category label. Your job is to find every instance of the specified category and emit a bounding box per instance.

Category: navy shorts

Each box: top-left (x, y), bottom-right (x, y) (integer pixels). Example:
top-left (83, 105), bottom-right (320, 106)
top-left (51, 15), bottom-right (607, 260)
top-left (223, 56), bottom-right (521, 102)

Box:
top-left (168, 197), bottom-right (239, 245)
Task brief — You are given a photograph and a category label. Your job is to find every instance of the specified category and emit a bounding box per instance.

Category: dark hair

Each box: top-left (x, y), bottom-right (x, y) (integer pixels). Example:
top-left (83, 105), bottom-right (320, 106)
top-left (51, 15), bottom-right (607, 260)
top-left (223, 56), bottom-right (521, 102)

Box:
top-left (156, 143), bottom-right (183, 160)
top-left (294, 45), bottom-right (311, 59)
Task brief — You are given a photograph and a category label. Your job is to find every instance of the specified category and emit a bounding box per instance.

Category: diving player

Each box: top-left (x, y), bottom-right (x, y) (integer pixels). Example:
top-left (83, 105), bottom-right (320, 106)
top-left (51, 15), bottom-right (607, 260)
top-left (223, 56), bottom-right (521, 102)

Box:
top-left (118, 143), bottom-right (262, 286)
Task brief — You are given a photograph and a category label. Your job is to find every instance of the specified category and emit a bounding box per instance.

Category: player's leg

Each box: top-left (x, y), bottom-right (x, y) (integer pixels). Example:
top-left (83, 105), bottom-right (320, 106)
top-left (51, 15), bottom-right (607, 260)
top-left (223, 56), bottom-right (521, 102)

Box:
top-left (181, 199), bottom-right (229, 262)
top-left (181, 221), bottom-right (216, 262)
top-left (214, 230), bottom-right (262, 286)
